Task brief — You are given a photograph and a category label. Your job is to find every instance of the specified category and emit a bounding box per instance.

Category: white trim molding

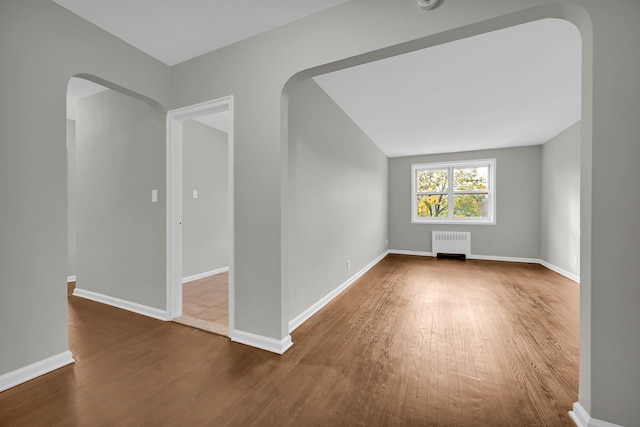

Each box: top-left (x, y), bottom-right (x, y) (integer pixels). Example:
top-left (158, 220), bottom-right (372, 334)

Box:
top-left (289, 251), bottom-right (389, 333)
top-left (389, 250), bottom-right (580, 283)
top-left (0, 351), bottom-right (75, 393)
top-left (539, 260), bottom-right (580, 283)
top-left (166, 96), bottom-right (235, 326)
top-left (67, 275), bottom-right (76, 283)
top-left (73, 288), bottom-right (170, 321)
top-left (389, 249), bottom-right (433, 257)
top-left (230, 329), bottom-right (293, 355)
top-left (570, 402), bottom-right (590, 427)
top-left (389, 249), bottom-right (537, 264)
top-left (569, 402), bottom-right (624, 427)
top-left (182, 266), bottom-right (229, 284)
top-left (411, 158), bottom-right (497, 225)
top-left (468, 254), bottom-right (540, 264)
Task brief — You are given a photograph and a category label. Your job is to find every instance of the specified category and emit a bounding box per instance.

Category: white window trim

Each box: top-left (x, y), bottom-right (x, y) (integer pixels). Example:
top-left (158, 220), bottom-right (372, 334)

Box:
top-left (411, 158), bottom-right (496, 225)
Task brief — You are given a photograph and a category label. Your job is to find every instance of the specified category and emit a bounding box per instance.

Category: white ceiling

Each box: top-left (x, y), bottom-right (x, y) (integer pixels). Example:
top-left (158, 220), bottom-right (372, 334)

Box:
top-left (314, 18), bottom-right (582, 157)
top-left (52, 0), bottom-right (350, 66)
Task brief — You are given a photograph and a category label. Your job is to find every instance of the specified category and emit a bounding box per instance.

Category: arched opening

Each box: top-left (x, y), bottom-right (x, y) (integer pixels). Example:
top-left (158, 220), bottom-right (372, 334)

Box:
top-left (66, 75), bottom-right (169, 342)
top-left (281, 6), bottom-right (592, 423)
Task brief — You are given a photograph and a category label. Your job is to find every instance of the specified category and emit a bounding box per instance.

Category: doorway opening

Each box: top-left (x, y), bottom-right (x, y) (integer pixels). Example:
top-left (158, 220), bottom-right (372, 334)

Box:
top-left (66, 75), bottom-right (166, 315)
top-left (166, 97), bottom-right (235, 337)
top-left (281, 13), bottom-right (584, 420)
top-left (65, 77), bottom-right (109, 291)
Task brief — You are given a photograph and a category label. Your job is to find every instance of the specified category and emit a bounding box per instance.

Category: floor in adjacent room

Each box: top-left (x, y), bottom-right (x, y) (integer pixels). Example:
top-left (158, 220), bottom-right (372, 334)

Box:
top-left (0, 255), bottom-right (579, 426)
top-left (173, 272), bottom-right (229, 336)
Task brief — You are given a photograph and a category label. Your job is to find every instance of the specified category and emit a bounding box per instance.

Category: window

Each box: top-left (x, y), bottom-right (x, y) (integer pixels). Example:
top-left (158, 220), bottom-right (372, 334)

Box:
top-left (411, 159), bottom-right (496, 224)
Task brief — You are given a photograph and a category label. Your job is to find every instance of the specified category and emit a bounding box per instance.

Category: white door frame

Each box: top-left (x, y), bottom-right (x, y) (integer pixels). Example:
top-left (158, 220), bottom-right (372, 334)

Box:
top-left (166, 96), bottom-right (234, 333)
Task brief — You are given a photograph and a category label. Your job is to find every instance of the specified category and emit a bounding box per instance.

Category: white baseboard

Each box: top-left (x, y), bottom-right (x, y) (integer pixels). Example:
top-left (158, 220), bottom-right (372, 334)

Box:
top-left (182, 266), bottom-right (229, 284)
top-left (570, 402), bottom-right (590, 427)
top-left (229, 329), bottom-right (293, 355)
top-left (389, 250), bottom-right (537, 264)
top-left (72, 288), bottom-right (170, 321)
top-left (539, 260), bottom-right (580, 283)
top-left (289, 250), bottom-right (389, 333)
top-left (569, 402), bottom-right (624, 427)
top-left (67, 275), bottom-right (76, 283)
top-left (389, 249), bottom-right (433, 257)
top-left (468, 254), bottom-right (540, 264)
top-left (0, 351), bottom-right (75, 393)
top-left (390, 250), bottom-right (581, 283)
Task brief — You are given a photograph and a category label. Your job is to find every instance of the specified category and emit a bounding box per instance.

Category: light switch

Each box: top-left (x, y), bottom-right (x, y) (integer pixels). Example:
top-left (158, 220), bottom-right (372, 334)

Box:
top-left (192, 190), bottom-right (198, 199)
top-left (151, 189), bottom-right (158, 203)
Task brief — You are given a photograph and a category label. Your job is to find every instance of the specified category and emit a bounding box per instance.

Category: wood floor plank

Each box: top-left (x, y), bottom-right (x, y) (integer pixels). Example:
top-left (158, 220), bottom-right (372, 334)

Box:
top-left (0, 255), bottom-right (578, 426)
top-left (175, 272), bottom-right (229, 334)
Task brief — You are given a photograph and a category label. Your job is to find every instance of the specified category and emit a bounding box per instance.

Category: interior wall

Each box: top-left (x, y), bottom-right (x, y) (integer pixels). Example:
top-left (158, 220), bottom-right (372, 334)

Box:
top-left (66, 119), bottom-right (77, 278)
top-left (182, 119), bottom-right (229, 279)
top-left (3, 0), bottom-right (639, 423)
top-left (75, 89), bottom-right (165, 309)
top-left (541, 121), bottom-right (581, 277)
top-left (171, 2), bottom-right (632, 418)
top-left (287, 78), bottom-right (388, 322)
top-left (587, 4), bottom-right (640, 422)
top-left (169, 0), bottom-right (596, 344)
top-left (389, 146), bottom-right (541, 259)
top-left (0, 0), bottom-right (169, 377)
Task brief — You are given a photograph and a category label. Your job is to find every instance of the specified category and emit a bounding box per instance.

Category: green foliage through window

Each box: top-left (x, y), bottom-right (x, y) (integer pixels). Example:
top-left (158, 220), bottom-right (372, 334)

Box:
top-left (412, 160), bottom-right (495, 223)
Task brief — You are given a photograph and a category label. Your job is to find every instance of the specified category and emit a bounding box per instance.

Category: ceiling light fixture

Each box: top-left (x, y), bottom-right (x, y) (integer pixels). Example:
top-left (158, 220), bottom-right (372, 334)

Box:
top-left (417, 0), bottom-right (444, 10)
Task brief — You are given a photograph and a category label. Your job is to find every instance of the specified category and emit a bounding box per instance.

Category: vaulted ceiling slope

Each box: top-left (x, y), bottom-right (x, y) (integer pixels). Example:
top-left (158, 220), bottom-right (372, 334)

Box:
top-left (313, 18), bottom-right (582, 157)
top-left (52, 0), bottom-right (350, 66)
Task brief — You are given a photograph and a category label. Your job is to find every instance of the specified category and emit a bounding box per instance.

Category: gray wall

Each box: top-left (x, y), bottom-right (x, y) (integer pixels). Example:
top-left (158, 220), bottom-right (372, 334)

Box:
top-left (0, 0), bottom-right (169, 378)
top-left (169, 3), bottom-right (640, 422)
top-left (288, 79), bottom-right (388, 322)
top-left (67, 119), bottom-right (77, 278)
top-left (3, 0), bottom-right (640, 423)
top-left (389, 146), bottom-right (541, 259)
top-left (541, 121), bottom-right (580, 277)
top-left (182, 119), bottom-right (229, 278)
top-left (75, 90), bottom-right (165, 309)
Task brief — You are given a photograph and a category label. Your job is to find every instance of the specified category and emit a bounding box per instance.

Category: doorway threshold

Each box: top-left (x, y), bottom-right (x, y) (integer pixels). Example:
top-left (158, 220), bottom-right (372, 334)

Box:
top-left (173, 315), bottom-right (228, 337)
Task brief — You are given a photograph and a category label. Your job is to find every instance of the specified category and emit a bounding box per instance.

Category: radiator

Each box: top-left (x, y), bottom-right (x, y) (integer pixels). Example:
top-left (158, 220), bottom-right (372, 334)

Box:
top-left (432, 231), bottom-right (471, 258)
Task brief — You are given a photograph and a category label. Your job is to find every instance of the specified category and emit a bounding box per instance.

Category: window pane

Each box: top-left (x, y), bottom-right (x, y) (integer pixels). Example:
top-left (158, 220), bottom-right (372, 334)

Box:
top-left (453, 166), bottom-right (488, 191)
top-left (417, 194), bottom-right (448, 218)
top-left (453, 194), bottom-right (488, 218)
top-left (416, 168), bottom-right (448, 192)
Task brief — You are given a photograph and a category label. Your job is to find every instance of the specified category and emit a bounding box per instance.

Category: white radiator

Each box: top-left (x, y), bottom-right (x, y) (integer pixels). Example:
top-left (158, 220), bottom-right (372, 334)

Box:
top-left (432, 231), bottom-right (471, 258)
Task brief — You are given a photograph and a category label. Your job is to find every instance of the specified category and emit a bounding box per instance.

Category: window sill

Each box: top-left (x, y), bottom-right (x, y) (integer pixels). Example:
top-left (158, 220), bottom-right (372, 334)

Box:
top-left (411, 219), bottom-right (496, 225)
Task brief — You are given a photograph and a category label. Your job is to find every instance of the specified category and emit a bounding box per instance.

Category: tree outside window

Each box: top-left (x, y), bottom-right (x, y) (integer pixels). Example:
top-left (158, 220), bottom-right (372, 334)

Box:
top-left (412, 159), bottom-right (495, 224)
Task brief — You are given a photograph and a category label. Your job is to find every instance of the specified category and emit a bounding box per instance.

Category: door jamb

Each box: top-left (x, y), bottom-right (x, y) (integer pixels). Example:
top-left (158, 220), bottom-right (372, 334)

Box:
top-left (166, 96), bottom-right (234, 333)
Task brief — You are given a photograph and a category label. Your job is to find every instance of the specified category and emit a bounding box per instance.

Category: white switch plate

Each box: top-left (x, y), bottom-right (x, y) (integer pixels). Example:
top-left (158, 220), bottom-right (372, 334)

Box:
top-left (151, 189), bottom-right (158, 203)
top-left (193, 190), bottom-right (198, 199)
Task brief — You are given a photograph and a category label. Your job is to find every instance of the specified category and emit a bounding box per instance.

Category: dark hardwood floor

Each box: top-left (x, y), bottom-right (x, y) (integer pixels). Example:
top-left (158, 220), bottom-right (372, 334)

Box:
top-left (0, 255), bottom-right (579, 426)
